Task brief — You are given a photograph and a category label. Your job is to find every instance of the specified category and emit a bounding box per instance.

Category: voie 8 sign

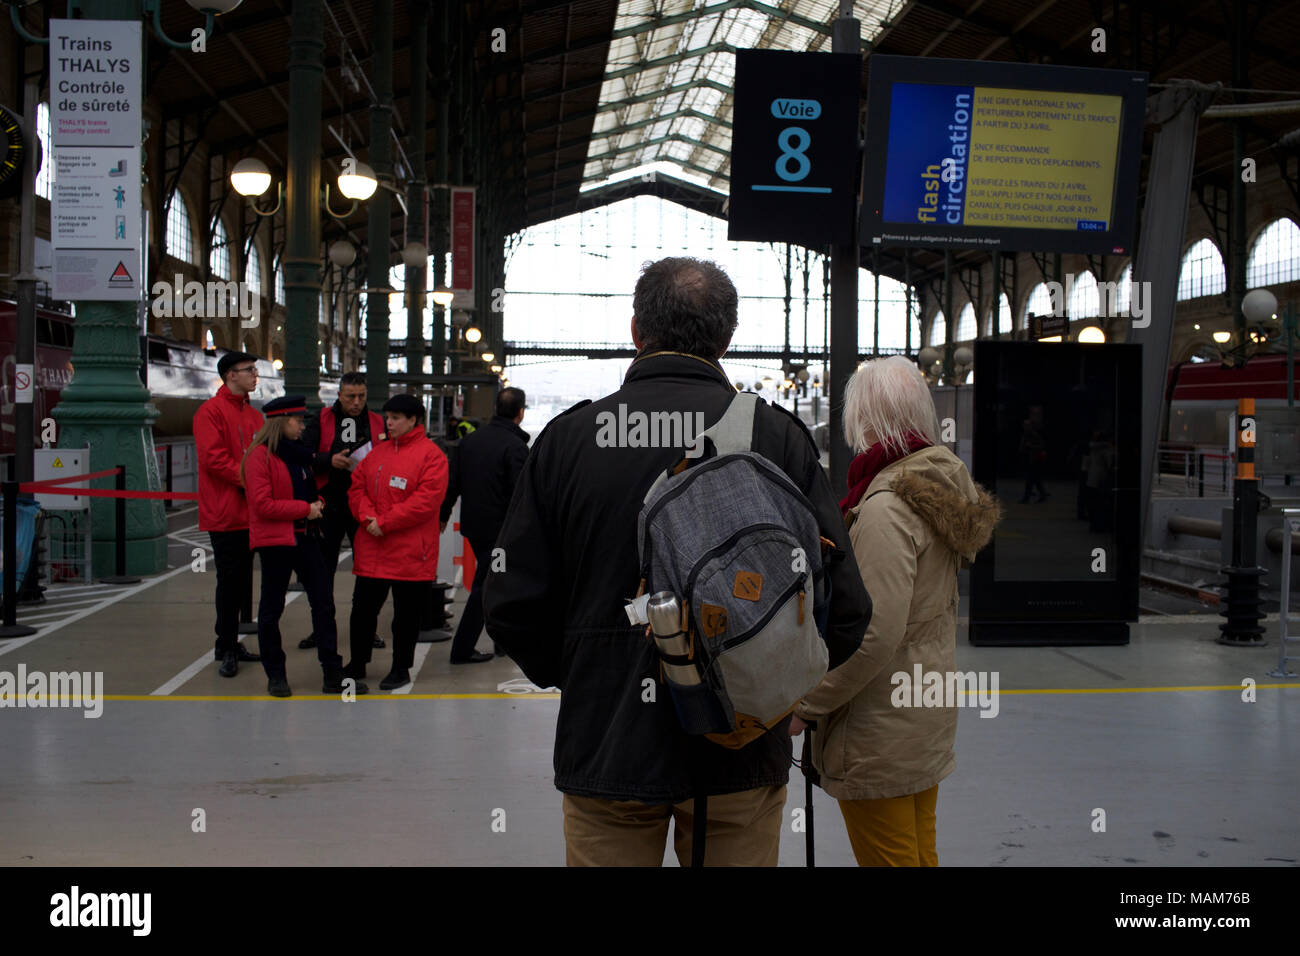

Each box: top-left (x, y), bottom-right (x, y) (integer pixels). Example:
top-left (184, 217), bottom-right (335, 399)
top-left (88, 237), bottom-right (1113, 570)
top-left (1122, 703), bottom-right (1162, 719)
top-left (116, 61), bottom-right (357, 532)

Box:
top-left (728, 50), bottom-right (860, 246)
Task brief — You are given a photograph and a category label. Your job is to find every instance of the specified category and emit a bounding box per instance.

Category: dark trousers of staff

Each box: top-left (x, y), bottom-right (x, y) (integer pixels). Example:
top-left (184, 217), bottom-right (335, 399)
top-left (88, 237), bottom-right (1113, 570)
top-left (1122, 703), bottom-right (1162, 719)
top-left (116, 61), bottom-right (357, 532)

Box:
top-left (349, 577), bottom-right (429, 671)
top-left (257, 529), bottom-right (342, 680)
top-left (449, 536), bottom-right (493, 661)
top-left (209, 530), bottom-right (253, 658)
top-left (318, 506), bottom-right (358, 577)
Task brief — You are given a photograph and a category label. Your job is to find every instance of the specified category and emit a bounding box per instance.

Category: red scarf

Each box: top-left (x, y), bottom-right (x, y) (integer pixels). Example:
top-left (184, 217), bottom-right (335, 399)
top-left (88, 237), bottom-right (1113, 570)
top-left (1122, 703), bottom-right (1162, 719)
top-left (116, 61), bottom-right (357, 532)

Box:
top-left (839, 431), bottom-right (933, 516)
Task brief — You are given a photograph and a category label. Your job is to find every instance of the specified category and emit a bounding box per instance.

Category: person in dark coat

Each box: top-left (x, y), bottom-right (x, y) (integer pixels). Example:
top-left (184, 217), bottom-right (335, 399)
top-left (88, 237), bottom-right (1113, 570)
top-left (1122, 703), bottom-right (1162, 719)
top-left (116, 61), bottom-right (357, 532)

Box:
top-left (483, 257), bottom-right (872, 867)
top-left (298, 371), bottom-right (386, 651)
top-left (439, 387), bottom-right (530, 664)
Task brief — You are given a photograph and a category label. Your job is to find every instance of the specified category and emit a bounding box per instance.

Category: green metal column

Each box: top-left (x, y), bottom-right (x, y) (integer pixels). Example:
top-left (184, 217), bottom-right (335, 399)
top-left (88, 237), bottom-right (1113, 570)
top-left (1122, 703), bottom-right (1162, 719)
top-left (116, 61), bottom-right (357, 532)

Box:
top-left (405, 0), bottom-right (429, 389)
top-left (283, 0), bottom-right (324, 406)
top-left (365, 0), bottom-right (394, 404)
top-left (430, 0), bottom-right (449, 375)
top-left (54, 0), bottom-right (164, 575)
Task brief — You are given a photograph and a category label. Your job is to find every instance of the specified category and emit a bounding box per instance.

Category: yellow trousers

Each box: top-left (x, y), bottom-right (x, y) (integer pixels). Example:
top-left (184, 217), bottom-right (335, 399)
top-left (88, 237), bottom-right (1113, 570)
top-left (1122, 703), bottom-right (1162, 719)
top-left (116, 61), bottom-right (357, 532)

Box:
top-left (838, 784), bottom-right (939, 867)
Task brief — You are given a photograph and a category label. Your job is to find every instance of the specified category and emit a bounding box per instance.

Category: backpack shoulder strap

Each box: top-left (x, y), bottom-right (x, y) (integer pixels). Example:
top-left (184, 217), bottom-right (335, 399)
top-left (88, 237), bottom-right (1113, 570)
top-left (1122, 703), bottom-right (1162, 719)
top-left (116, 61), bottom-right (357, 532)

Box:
top-left (703, 391), bottom-right (758, 456)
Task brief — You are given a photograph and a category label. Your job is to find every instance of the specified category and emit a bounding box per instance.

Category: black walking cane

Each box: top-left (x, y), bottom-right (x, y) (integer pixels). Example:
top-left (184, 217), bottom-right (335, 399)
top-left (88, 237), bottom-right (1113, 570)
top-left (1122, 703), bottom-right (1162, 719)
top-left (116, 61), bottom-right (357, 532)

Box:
top-left (802, 720), bottom-right (819, 867)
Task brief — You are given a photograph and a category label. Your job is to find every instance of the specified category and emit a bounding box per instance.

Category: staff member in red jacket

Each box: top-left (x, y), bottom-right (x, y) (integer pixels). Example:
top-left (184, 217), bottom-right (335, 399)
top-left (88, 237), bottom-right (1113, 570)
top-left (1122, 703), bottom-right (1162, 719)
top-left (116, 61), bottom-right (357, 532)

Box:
top-left (242, 395), bottom-right (370, 698)
top-left (343, 394), bottom-right (448, 690)
top-left (194, 351), bottom-right (265, 678)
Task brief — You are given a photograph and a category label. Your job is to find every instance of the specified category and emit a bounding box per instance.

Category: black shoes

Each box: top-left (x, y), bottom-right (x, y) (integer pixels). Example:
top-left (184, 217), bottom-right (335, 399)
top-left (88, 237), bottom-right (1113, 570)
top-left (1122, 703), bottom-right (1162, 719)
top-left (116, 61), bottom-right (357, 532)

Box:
top-left (494, 642), bottom-right (507, 657)
top-left (450, 652), bottom-right (494, 665)
top-left (378, 666), bottom-right (411, 690)
top-left (341, 661), bottom-right (367, 680)
top-left (322, 670), bottom-right (369, 695)
top-left (299, 634), bottom-right (317, 649)
top-left (236, 644), bottom-right (262, 662)
top-left (218, 651), bottom-right (238, 678)
top-left (416, 630), bottom-right (452, 643)
top-left (372, 636), bottom-right (386, 648)
top-left (267, 677), bottom-right (292, 698)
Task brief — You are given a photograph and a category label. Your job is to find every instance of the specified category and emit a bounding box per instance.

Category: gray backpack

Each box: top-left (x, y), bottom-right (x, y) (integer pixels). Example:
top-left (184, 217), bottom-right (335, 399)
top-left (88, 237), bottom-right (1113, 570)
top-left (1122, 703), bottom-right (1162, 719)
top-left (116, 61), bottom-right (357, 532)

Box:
top-left (636, 392), bottom-right (831, 749)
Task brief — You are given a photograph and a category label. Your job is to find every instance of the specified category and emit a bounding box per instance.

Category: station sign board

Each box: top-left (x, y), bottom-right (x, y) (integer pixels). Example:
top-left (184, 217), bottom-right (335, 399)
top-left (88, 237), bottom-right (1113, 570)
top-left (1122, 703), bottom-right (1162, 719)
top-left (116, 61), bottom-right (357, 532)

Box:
top-left (728, 49), bottom-right (861, 246)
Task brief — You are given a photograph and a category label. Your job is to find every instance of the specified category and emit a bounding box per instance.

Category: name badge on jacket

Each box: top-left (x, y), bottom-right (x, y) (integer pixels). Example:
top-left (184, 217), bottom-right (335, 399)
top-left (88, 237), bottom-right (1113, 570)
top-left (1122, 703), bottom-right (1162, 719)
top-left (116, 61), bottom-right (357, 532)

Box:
top-left (389, 475), bottom-right (408, 490)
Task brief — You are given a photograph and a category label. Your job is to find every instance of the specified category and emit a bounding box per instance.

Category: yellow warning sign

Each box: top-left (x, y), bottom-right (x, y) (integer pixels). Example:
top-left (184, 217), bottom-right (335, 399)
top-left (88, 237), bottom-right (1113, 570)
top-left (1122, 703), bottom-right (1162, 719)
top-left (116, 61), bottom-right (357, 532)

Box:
top-left (52, 457), bottom-right (64, 468)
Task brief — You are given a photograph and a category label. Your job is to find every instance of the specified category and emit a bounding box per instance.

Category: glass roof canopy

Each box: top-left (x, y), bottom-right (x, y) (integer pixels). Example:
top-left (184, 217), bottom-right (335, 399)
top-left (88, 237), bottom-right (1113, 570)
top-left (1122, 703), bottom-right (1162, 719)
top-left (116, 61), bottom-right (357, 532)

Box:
top-left (581, 0), bottom-right (904, 195)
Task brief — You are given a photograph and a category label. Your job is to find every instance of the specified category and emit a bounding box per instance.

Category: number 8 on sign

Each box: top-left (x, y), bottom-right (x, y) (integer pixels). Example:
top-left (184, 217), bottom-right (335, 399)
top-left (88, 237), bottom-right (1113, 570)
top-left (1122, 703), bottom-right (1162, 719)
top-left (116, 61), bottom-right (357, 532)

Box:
top-left (776, 127), bottom-right (811, 182)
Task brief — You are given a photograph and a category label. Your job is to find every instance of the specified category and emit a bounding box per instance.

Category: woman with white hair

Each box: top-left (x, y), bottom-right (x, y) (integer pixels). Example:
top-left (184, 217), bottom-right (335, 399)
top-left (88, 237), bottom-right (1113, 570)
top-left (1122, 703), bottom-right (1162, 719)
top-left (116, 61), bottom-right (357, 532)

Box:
top-left (791, 355), bottom-right (1000, 866)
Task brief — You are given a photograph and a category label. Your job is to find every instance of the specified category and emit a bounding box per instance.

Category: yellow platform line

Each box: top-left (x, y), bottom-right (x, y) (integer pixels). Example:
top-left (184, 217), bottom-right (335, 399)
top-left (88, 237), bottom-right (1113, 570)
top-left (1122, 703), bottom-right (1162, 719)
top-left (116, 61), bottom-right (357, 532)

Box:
top-left (76, 683), bottom-right (1300, 702)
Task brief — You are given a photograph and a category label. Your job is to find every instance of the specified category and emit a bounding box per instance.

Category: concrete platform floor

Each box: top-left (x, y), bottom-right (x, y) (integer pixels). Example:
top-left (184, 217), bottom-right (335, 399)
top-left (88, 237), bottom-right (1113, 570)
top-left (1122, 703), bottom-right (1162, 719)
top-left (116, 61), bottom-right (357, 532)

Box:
top-left (1, 505), bottom-right (1297, 866)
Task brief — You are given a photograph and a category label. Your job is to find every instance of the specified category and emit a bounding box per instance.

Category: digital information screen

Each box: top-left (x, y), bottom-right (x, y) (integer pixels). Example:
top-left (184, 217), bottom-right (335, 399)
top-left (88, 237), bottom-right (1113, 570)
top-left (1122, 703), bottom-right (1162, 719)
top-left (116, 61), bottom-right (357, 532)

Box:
top-left (861, 57), bottom-right (1147, 256)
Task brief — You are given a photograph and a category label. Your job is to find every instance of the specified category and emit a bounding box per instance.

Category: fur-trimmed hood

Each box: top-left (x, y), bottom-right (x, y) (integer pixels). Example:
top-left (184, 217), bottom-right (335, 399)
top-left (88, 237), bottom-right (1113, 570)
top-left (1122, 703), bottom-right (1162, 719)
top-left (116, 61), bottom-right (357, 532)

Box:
top-left (861, 445), bottom-right (1001, 562)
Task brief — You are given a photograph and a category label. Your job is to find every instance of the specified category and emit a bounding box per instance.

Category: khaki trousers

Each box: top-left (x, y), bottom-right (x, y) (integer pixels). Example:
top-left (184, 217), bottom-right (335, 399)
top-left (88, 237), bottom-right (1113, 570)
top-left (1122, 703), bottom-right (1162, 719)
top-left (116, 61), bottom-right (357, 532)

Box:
top-left (838, 784), bottom-right (939, 867)
top-left (562, 785), bottom-right (787, 867)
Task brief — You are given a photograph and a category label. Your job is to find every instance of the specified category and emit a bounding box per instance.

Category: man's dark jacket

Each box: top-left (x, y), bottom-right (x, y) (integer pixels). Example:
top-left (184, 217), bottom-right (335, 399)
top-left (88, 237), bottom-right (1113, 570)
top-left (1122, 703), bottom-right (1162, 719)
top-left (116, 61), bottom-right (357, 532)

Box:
top-left (440, 414), bottom-right (530, 544)
top-left (302, 401), bottom-right (380, 512)
top-left (483, 351), bottom-right (872, 803)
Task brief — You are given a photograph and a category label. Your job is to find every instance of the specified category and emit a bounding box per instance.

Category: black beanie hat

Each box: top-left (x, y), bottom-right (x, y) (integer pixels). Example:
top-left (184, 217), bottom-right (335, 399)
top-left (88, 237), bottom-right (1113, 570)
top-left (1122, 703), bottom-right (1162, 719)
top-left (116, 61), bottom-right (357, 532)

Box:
top-left (382, 394), bottom-right (424, 419)
top-left (217, 351), bottom-right (259, 379)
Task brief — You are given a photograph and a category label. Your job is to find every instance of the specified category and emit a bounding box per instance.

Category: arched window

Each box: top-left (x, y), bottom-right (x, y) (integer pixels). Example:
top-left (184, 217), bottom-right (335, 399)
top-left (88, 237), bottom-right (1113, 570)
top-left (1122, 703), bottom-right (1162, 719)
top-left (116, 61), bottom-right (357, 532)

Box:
top-left (275, 262), bottom-right (284, 304)
top-left (992, 292), bottom-right (1013, 334)
top-left (930, 312), bottom-right (946, 347)
top-left (35, 103), bottom-right (52, 200)
top-left (956, 302), bottom-right (977, 341)
top-left (1114, 263), bottom-right (1133, 315)
top-left (1023, 282), bottom-right (1052, 326)
top-left (1246, 218), bottom-right (1300, 287)
top-left (1068, 271), bottom-right (1100, 318)
top-left (245, 245), bottom-right (263, 299)
top-left (1177, 238), bottom-right (1226, 300)
top-left (209, 219), bottom-right (231, 278)
top-left (165, 193), bottom-right (194, 263)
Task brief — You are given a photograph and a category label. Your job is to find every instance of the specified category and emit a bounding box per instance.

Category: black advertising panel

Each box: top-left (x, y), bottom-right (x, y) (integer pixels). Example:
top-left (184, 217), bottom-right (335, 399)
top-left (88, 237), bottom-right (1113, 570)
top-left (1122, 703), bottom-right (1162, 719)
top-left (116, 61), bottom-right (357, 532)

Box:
top-left (970, 341), bottom-right (1142, 646)
top-left (861, 56), bottom-right (1148, 256)
top-left (728, 49), bottom-right (860, 246)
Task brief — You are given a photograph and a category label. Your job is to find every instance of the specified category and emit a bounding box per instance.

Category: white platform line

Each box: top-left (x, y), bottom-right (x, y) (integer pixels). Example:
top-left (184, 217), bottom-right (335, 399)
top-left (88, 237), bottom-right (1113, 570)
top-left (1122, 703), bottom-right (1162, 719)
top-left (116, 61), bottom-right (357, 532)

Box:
top-left (389, 639), bottom-right (434, 695)
top-left (150, 591), bottom-right (304, 696)
top-left (0, 562), bottom-right (198, 657)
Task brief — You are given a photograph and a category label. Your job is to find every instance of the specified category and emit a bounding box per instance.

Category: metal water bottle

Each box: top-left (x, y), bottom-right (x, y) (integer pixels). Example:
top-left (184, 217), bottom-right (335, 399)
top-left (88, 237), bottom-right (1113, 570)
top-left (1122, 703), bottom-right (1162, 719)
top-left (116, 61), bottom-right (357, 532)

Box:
top-left (647, 591), bottom-right (701, 686)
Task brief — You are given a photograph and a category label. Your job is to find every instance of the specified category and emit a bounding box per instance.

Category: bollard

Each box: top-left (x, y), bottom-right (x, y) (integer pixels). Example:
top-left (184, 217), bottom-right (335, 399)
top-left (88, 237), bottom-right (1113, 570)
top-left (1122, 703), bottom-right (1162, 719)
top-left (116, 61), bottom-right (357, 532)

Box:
top-left (100, 465), bottom-right (141, 585)
top-left (1, 479), bottom-right (38, 637)
top-left (1219, 400), bottom-right (1266, 645)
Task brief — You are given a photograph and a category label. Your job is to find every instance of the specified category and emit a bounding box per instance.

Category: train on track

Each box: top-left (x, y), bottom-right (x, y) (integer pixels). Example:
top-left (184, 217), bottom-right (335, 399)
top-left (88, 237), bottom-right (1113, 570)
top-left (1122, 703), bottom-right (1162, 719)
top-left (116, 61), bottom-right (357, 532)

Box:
top-left (3, 299), bottom-right (1295, 458)
top-left (1, 299), bottom-right (337, 455)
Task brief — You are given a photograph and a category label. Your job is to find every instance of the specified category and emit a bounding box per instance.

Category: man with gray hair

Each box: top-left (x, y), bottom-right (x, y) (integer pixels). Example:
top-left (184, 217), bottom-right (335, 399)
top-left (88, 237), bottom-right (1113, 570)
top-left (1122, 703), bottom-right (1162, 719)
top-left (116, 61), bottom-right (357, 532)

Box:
top-left (485, 257), bottom-right (871, 866)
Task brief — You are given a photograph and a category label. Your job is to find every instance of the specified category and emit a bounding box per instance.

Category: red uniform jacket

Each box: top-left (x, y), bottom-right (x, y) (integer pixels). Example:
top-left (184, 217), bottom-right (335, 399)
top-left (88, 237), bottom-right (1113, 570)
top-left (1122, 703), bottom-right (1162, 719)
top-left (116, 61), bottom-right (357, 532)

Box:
top-left (348, 425), bottom-right (448, 581)
top-left (243, 444), bottom-right (318, 549)
top-left (194, 385), bottom-right (264, 532)
top-left (315, 406), bottom-right (385, 491)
